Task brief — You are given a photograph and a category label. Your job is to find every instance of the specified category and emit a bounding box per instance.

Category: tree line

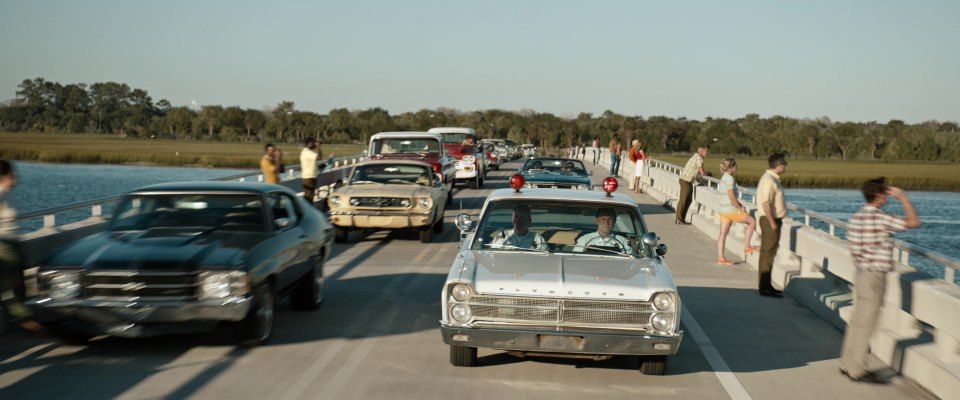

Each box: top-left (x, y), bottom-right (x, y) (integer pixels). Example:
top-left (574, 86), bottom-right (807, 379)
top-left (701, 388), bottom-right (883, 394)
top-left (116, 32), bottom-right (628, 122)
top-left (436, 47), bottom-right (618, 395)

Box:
top-left (2, 77), bottom-right (959, 162)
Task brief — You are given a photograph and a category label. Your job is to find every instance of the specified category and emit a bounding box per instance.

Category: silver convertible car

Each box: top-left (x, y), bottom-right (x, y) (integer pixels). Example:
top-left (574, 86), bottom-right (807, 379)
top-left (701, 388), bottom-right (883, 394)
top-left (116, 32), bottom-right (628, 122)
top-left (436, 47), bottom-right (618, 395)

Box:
top-left (440, 176), bottom-right (682, 375)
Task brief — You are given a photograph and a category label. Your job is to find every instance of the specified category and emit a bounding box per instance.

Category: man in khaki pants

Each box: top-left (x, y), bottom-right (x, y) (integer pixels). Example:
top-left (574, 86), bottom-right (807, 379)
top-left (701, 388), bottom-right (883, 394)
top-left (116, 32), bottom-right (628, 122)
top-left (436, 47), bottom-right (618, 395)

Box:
top-left (755, 153), bottom-right (787, 297)
top-left (839, 177), bottom-right (920, 384)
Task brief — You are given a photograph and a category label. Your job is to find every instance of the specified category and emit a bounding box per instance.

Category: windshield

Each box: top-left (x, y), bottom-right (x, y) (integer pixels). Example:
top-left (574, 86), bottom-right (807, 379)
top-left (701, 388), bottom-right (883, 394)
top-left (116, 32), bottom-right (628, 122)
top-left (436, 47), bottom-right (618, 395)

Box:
top-left (109, 194), bottom-right (265, 232)
top-left (350, 164), bottom-right (432, 185)
top-left (469, 200), bottom-right (651, 257)
top-left (522, 158), bottom-right (588, 176)
top-left (371, 138), bottom-right (440, 155)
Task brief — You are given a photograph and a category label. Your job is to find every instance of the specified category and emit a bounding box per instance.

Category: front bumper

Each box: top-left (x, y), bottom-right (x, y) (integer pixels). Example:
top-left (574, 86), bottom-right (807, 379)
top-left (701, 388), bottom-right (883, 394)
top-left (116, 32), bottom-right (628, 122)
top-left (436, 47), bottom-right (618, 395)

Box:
top-left (27, 296), bottom-right (252, 337)
top-left (439, 324), bottom-right (682, 356)
top-left (455, 168), bottom-right (479, 180)
top-left (329, 210), bottom-right (435, 229)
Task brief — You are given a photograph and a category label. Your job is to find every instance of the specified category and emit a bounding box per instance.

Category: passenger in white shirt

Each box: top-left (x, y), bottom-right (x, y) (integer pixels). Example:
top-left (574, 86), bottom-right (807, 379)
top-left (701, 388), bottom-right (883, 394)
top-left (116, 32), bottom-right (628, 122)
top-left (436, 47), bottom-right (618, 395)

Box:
top-left (492, 204), bottom-right (547, 250)
top-left (300, 138), bottom-right (319, 203)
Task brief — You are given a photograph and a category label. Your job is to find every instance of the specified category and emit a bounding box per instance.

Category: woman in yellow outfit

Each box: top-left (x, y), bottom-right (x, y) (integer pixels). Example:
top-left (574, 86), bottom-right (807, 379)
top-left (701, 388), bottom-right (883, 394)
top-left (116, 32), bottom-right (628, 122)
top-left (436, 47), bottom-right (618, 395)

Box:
top-left (716, 158), bottom-right (760, 265)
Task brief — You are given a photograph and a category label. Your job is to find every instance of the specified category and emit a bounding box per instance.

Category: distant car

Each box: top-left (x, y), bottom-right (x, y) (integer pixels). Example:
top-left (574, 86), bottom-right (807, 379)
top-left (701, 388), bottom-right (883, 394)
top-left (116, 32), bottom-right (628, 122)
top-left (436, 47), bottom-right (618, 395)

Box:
top-left (520, 157), bottom-right (592, 190)
top-left (328, 160), bottom-right (448, 243)
top-left (368, 131), bottom-right (456, 200)
top-left (28, 182), bottom-right (333, 346)
top-left (521, 144), bottom-right (537, 157)
top-left (429, 127), bottom-right (485, 189)
top-left (441, 176), bottom-right (681, 375)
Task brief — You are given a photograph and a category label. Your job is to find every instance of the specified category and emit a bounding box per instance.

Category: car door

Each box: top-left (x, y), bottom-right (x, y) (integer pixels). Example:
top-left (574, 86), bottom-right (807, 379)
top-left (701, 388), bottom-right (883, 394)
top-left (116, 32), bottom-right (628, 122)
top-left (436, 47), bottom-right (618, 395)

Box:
top-left (268, 191), bottom-right (310, 291)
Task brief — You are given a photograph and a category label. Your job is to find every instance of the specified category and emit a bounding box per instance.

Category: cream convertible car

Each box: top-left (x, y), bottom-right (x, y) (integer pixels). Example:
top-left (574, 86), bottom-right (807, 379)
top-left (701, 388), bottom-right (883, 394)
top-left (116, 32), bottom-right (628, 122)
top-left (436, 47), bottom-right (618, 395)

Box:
top-left (440, 176), bottom-right (681, 375)
top-left (327, 160), bottom-right (449, 243)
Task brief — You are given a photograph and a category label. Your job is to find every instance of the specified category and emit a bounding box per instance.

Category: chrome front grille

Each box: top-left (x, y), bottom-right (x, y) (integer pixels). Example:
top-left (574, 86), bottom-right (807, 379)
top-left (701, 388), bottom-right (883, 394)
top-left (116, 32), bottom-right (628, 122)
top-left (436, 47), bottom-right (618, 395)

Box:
top-left (354, 197), bottom-right (409, 208)
top-left (528, 183), bottom-right (576, 189)
top-left (81, 271), bottom-right (200, 300)
top-left (467, 296), bottom-right (654, 327)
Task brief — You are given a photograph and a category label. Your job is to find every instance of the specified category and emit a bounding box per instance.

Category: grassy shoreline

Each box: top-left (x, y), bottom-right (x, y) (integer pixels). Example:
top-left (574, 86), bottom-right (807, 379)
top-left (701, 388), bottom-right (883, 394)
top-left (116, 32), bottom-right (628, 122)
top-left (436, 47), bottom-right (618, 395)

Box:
top-left (3, 132), bottom-right (959, 191)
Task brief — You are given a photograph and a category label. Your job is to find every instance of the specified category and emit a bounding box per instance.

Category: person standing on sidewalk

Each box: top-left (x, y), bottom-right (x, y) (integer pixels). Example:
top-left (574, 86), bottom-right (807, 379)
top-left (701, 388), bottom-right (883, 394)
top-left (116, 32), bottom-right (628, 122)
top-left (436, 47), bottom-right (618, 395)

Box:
top-left (0, 160), bottom-right (40, 332)
top-left (715, 158), bottom-right (759, 265)
top-left (261, 143), bottom-right (282, 184)
top-left (609, 136), bottom-right (622, 177)
top-left (592, 136), bottom-right (601, 165)
top-left (839, 177), bottom-right (921, 384)
top-left (675, 145), bottom-right (709, 224)
top-left (755, 153), bottom-right (788, 297)
top-left (300, 138), bottom-right (320, 203)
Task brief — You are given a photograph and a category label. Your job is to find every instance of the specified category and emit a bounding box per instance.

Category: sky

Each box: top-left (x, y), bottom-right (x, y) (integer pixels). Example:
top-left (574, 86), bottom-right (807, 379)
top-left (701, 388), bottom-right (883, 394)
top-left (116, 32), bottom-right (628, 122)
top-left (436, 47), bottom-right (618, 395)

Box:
top-left (1, 0), bottom-right (958, 124)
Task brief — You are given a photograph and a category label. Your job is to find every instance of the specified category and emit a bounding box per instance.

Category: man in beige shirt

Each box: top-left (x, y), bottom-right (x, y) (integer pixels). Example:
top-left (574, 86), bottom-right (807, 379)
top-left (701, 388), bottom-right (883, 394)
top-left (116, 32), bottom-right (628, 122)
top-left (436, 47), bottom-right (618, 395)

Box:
top-left (675, 145), bottom-right (709, 224)
top-left (755, 153), bottom-right (788, 297)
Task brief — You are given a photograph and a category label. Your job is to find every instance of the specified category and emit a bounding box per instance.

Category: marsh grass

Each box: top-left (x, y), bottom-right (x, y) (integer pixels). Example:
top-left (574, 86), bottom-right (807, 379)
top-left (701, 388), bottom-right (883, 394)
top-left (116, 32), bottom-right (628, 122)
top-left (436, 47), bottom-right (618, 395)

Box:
top-left (1, 132), bottom-right (365, 169)
top-left (656, 155), bottom-right (960, 192)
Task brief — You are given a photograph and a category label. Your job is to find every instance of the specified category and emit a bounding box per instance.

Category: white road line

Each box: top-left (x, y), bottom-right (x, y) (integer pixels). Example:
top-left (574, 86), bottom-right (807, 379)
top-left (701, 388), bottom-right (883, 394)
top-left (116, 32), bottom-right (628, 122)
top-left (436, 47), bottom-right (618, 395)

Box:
top-left (682, 304), bottom-right (752, 400)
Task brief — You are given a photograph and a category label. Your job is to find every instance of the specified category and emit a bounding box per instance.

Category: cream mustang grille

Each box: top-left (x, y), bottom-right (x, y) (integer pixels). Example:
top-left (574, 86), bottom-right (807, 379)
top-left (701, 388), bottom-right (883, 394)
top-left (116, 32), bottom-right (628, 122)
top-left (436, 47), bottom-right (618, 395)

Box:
top-left (354, 197), bottom-right (409, 208)
top-left (527, 183), bottom-right (576, 189)
top-left (81, 271), bottom-right (200, 300)
top-left (468, 295), bottom-right (654, 326)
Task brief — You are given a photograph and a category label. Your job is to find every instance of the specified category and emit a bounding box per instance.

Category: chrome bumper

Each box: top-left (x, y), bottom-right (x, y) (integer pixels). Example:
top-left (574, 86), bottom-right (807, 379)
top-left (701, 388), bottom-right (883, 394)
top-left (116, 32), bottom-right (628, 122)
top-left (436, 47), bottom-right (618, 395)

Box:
top-left (329, 210), bottom-right (435, 229)
top-left (28, 296), bottom-right (252, 335)
top-left (439, 324), bottom-right (682, 356)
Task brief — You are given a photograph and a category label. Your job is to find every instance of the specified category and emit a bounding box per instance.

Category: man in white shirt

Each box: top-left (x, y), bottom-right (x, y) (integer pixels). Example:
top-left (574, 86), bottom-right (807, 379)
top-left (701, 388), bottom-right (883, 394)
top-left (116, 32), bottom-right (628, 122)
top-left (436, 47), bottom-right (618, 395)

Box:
top-left (492, 204), bottom-right (547, 250)
top-left (300, 138), bottom-right (319, 203)
top-left (575, 208), bottom-right (633, 254)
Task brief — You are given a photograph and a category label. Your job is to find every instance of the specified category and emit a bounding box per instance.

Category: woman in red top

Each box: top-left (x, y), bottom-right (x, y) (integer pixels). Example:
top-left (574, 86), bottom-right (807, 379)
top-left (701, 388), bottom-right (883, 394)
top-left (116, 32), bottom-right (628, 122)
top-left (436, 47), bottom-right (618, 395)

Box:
top-left (629, 140), bottom-right (645, 193)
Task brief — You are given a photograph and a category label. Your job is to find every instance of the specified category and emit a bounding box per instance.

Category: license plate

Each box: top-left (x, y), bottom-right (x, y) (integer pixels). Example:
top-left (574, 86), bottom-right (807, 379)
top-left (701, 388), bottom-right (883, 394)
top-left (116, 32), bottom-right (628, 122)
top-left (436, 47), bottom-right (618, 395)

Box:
top-left (537, 334), bottom-right (584, 351)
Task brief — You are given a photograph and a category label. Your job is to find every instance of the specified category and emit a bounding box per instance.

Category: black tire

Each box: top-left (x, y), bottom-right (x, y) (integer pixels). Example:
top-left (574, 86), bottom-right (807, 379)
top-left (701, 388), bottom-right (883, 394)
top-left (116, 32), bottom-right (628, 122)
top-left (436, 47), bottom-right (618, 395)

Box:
top-left (639, 355), bottom-right (667, 375)
top-left (450, 345), bottom-right (477, 367)
top-left (334, 227), bottom-right (349, 243)
top-left (49, 326), bottom-right (94, 346)
top-left (290, 253), bottom-right (324, 311)
top-left (237, 283), bottom-right (275, 347)
top-left (446, 190), bottom-right (452, 205)
top-left (432, 217), bottom-right (444, 233)
top-left (419, 228), bottom-right (433, 243)
top-left (469, 175), bottom-right (479, 189)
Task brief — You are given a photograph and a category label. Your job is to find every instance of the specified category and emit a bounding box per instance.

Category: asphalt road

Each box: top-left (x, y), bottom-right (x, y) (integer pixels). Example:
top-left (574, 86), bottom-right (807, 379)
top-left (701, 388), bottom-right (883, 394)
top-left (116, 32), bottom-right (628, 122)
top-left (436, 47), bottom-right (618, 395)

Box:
top-left (0, 160), bottom-right (932, 400)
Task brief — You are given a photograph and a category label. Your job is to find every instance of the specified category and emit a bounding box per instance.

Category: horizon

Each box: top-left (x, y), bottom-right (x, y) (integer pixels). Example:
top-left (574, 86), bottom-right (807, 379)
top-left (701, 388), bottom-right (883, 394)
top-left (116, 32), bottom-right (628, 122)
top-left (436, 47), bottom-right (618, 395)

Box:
top-left (2, 1), bottom-right (958, 125)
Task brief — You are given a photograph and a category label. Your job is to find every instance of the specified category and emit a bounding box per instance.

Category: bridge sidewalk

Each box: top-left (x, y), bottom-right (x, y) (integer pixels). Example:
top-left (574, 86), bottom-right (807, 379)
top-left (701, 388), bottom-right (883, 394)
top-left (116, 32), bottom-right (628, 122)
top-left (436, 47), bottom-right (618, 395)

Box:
top-left (592, 165), bottom-right (933, 399)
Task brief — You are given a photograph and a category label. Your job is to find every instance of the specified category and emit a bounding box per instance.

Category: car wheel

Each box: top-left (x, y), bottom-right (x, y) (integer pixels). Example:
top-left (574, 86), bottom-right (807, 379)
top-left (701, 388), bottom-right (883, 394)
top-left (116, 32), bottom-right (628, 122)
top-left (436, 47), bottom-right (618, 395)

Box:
top-left (334, 227), bottom-right (350, 243)
top-left (237, 283), bottom-right (275, 347)
top-left (469, 175), bottom-right (479, 189)
top-left (419, 228), bottom-right (433, 243)
top-left (639, 355), bottom-right (667, 375)
top-left (432, 217), bottom-right (444, 233)
top-left (446, 190), bottom-right (452, 205)
top-left (450, 345), bottom-right (477, 367)
top-left (291, 252), bottom-right (324, 310)
top-left (49, 326), bottom-right (94, 346)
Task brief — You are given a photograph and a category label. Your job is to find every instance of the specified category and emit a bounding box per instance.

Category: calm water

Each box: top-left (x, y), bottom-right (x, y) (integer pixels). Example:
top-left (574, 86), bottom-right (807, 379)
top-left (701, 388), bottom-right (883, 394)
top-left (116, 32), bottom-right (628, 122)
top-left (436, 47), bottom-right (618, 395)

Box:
top-left (6, 163), bottom-right (959, 278)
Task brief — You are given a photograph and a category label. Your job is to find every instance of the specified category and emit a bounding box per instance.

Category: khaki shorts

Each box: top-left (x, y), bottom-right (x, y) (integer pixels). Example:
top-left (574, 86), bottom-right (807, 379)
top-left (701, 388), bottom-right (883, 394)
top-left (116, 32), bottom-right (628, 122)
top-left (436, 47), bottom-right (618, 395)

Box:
top-left (720, 209), bottom-right (749, 223)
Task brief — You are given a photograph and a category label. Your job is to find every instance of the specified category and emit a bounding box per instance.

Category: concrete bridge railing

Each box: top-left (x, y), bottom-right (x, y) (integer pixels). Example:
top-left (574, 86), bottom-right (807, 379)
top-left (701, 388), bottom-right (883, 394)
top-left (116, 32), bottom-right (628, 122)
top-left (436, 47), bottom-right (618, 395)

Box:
top-left (596, 150), bottom-right (959, 400)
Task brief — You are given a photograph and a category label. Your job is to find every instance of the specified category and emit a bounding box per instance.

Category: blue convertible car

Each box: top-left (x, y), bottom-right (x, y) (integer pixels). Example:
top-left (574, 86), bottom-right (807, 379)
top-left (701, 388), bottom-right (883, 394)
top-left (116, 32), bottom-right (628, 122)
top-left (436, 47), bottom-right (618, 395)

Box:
top-left (519, 158), bottom-right (593, 190)
top-left (28, 182), bottom-right (333, 346)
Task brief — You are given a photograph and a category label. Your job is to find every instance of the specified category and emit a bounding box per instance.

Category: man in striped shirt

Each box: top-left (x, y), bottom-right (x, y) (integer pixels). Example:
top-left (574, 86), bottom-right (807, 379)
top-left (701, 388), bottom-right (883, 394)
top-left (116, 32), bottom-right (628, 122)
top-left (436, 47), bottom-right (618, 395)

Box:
top-left (839, 177), bottom-right (921, 384)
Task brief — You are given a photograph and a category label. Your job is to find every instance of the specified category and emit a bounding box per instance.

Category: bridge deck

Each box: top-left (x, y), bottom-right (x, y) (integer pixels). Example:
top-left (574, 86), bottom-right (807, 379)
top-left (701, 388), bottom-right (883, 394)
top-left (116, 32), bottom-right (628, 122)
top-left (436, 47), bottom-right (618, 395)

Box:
top-left (0, 160), bottom-right (931, 399)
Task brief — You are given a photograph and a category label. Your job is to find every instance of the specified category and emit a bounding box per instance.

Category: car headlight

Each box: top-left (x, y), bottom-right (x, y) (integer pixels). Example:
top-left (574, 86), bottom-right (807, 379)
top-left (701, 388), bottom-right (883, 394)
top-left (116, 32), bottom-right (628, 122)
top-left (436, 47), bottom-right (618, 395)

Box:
top-left (329, 196), bottom-right (342, 207)
top-left (38, 270), bottom-right (81, 300)
top-left (652, 292), bottom-right (674, 311)
top-left (349, 198), bottom-right (360, 206)
top-left (451, 303), bottom-right (473, 322)
top-left (199, 271), bottom-right (249, 300)
top-left (462, 155), bottom-right (476, 163)
top-left (451, 284), bottom-right (471, 301)
top-left (400, 199), bottom-right (411, 208)
top-left (651, 313), bottom-right (672, 332)
top-left (576, 184), bottom-right (589, 190)
top-left (417, 198), bottom-right (431, 209)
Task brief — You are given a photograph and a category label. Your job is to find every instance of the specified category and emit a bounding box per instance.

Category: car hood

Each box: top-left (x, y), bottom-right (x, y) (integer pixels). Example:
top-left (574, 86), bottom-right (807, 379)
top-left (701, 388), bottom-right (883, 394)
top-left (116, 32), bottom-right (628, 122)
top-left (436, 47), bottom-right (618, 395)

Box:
top-left (462, 251), bottom-right (670, 301)
top-left (43, 230), bottom-right (269, 270)
top-left (336, 184), bottom-right (434, 198)
top-left (521, 172), bottom-right (590, 185)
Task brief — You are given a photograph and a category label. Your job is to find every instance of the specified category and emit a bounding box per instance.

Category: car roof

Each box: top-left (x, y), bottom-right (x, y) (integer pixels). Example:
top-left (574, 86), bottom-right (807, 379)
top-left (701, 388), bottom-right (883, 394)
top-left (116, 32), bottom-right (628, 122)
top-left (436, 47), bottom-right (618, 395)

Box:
top-left (427, 127), bottom-right (477, 135)
top-left (485, 187), bottom-right (636, 206)
top-left (370, 131), bottom-right (442, 140)
top-left (128, 181), bottom-right (294, 195)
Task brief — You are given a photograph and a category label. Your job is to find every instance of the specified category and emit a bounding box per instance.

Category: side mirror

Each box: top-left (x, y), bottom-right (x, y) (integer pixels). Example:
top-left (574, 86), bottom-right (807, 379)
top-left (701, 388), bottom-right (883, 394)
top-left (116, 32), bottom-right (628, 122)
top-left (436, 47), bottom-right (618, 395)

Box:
top-left (454, 213), bottom-right (474, 232)
top-left (641, 232), bottom-right (660, 246)
top-left (275, 218), bottom-right (291, 229)
top-left (656, 243), bottom-right (668, 257)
